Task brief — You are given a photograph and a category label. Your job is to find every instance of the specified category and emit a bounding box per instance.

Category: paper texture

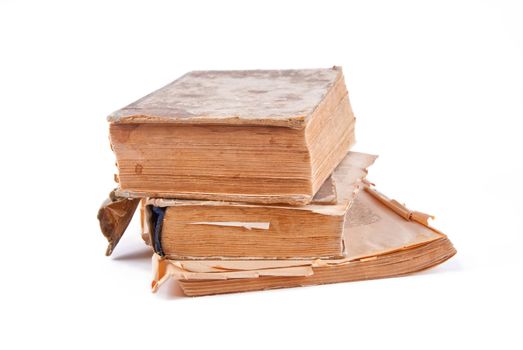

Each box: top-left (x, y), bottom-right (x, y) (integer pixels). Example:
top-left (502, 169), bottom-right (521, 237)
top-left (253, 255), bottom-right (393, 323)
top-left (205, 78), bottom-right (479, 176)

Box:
top-left (145, 151), bottom-right (377, 215)
top-left (151, 186), bottom-right (455, 294)
top-left (141, 152), bottom-right (377, 260)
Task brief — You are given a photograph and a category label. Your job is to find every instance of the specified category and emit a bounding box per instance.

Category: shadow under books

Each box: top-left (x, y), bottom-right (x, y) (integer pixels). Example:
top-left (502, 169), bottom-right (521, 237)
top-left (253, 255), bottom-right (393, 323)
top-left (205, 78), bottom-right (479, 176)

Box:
top-left (111, 243), bottom-right (153, 273)
top-left (112, 248), bottom-right (153, 261)
top-left (109, 238), bottom-right (186, 298)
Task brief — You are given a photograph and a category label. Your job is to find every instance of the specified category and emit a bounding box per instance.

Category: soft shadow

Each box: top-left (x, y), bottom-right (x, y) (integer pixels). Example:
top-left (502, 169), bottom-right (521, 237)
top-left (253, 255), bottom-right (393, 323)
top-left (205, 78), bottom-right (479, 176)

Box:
top-left (416, 256), bottom-right (463, 276)
top-left (112, 247), bottom-right (153, 261)
top-left (111, 246), bottom-right (153, 272)
top-left (156, 279), bottom-right (187, 300)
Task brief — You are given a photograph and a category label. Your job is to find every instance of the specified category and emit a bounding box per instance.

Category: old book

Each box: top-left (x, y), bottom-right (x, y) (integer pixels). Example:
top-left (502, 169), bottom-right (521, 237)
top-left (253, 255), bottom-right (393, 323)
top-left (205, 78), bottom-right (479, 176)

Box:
top-left (151, 186), bottom-right (456, 296)
top-left (109, 66), bottom-right (356, 205)
top-left (143, 152), bottom-right (376, 260)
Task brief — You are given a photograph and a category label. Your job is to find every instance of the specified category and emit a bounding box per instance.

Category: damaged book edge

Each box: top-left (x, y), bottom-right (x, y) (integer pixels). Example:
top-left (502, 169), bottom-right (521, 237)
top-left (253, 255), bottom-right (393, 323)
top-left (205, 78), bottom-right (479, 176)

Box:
top-left (150, 185), bottom-right (456, 296)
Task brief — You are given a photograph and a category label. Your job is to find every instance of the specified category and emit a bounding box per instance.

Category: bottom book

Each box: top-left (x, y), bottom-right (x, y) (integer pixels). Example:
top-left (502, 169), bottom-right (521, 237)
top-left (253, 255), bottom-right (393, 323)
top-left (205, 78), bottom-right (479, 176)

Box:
top-left (151, 185), bottom-right (457, 296)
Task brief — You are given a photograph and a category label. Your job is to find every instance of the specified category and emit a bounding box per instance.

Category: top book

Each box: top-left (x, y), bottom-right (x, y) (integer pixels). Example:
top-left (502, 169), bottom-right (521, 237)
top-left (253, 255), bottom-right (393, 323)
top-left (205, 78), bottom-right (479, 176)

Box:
top-left (109, 66), bottom-right (356, 205)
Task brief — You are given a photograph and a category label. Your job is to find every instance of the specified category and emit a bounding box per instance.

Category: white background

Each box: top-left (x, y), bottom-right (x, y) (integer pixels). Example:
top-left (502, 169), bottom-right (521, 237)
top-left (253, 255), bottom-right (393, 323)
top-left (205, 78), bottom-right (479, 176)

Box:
top-left (1, 0), bottom-right (522, 349)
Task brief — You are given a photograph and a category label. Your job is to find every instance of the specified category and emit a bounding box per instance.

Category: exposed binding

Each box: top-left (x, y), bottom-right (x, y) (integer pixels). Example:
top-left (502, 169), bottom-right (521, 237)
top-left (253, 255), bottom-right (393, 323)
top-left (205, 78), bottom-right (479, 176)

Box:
top-left (150, 206), bottom-right (166, 256)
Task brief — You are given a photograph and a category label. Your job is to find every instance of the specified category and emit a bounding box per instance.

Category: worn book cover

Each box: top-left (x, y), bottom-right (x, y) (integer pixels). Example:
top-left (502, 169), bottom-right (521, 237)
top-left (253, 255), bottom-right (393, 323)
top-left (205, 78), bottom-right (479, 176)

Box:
top-left (108, 67), bottom-right (355, 205)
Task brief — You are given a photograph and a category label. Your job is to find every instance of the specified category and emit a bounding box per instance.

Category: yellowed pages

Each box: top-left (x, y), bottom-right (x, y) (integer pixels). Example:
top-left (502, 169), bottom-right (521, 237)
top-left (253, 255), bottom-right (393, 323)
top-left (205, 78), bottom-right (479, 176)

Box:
top-left (151, 186), bottom-right (456, 295)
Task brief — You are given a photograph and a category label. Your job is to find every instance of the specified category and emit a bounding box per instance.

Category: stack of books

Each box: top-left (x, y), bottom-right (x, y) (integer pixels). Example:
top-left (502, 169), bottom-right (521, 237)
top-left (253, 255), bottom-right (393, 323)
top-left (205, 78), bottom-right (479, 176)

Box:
top-left (98, 67), bottom-right (456, 296)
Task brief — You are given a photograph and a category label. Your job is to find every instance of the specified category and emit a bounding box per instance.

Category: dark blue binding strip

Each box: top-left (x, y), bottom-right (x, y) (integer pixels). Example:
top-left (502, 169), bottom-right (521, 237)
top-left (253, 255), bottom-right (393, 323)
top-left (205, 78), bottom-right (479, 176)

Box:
top-left (150, 206), bottom-right (166, 257)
